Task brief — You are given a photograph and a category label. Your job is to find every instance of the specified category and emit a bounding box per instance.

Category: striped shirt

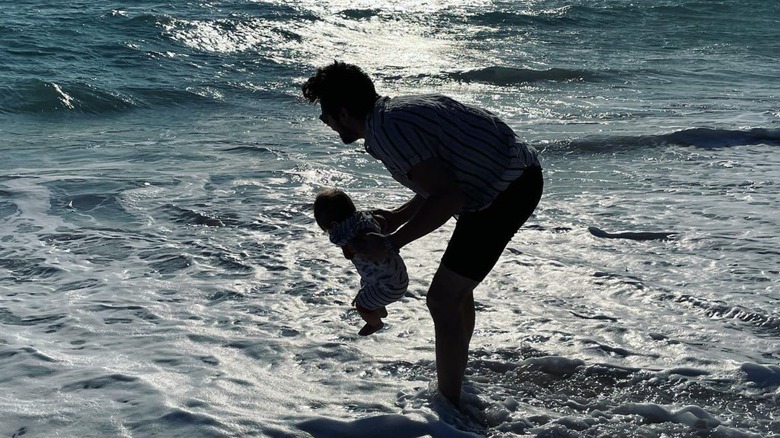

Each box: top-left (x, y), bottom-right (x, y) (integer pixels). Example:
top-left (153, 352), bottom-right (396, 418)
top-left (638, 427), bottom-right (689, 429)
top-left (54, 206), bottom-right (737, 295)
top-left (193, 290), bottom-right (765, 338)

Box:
top-left (364, 94), bottom-right (540, 211)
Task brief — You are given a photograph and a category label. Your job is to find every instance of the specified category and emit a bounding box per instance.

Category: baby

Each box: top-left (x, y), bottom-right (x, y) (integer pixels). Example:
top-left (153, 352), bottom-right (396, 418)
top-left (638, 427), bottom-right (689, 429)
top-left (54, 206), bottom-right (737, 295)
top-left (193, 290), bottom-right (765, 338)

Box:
top-left (313, 188), bottom-right (409, 336)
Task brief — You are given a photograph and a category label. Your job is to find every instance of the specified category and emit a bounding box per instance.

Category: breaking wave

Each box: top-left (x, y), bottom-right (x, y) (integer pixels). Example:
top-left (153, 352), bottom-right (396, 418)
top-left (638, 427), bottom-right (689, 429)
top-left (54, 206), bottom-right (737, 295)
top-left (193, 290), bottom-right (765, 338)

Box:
top-left (541, 127), bottom-right (780, 153)
top-left (0, 79), bottom-right (224, 115)
top-left (446, 66), bottom-right (591, 85)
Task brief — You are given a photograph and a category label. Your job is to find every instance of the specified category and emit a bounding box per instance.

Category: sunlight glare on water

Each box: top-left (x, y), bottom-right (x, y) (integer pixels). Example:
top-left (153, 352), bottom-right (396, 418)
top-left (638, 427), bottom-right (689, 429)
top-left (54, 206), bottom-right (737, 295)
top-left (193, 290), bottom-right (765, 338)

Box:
top-left (292, 0), bottom-right (476, 75)
top-left (1, 0), bottom-right (779, 436)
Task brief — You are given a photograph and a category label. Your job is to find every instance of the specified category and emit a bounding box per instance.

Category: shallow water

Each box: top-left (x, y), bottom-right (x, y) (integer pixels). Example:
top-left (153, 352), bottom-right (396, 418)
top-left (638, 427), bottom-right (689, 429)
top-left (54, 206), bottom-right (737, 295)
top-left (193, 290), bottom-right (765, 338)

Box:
top-left (2, 1), bottom-right (779, 437)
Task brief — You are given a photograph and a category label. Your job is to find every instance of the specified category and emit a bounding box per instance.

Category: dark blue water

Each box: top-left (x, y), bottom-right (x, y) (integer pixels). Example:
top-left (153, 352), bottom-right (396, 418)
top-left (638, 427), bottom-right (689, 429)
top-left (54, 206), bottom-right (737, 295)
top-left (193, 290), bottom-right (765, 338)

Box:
top-left (1, 1), bottom-right (778, 437)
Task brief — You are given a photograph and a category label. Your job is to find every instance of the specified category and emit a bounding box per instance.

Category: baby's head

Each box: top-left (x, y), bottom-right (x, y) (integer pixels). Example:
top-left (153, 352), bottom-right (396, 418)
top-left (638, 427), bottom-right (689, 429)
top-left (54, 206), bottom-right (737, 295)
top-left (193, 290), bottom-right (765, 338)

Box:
top-left (313, 188), bottom-right (356, 231)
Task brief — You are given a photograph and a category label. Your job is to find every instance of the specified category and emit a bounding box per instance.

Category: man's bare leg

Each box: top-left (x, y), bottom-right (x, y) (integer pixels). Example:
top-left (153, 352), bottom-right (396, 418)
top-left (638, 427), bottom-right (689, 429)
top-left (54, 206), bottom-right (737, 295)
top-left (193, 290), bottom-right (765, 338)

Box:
top-left (426, 265), bottom-right (479, 406)
top-left (462, 290), bottom-right (475, 348)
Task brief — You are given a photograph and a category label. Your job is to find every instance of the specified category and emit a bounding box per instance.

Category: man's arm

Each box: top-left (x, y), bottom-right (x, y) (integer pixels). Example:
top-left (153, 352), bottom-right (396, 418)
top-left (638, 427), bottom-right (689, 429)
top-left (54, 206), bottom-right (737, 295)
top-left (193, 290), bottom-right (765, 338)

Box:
top-left (388, 158), bottom-right (465, 249)
top-left (371, 194), bottom-right (425, 234)
top-left (350, 158), bottom-right (464, 258)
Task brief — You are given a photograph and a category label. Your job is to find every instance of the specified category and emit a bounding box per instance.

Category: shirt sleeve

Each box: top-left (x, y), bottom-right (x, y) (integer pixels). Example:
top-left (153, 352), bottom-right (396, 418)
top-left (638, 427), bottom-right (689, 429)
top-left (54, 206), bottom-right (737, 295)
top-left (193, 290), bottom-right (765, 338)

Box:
top-left (380, 116), bottom-right (439, 177)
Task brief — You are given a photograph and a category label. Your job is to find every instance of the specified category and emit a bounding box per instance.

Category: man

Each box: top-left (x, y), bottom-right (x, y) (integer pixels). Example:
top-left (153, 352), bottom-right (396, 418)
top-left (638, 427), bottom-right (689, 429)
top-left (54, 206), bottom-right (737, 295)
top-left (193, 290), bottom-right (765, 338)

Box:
top-left (303, 61), bottom-right (543, 407)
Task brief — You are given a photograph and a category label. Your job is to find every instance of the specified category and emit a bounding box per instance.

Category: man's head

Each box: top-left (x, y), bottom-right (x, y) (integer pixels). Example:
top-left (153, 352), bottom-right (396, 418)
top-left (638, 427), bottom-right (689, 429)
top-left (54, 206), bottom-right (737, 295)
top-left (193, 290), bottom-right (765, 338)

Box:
top-left (302, 62), bottom-right (378, 144)
top-left (313, 188), bottom-right (356, 231)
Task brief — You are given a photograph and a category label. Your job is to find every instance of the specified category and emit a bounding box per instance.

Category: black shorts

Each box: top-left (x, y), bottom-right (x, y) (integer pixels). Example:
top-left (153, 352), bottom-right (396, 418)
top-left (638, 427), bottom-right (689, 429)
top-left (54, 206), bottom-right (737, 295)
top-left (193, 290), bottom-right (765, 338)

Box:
top-left (441, 166), bottom-right (543, 282)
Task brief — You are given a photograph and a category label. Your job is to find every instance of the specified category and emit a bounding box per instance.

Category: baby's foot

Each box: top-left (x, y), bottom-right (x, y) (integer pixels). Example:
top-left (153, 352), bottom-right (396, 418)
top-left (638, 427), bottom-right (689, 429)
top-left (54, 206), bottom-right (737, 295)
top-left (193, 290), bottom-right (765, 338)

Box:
top-left (358, 321), bottom-right (384, 336)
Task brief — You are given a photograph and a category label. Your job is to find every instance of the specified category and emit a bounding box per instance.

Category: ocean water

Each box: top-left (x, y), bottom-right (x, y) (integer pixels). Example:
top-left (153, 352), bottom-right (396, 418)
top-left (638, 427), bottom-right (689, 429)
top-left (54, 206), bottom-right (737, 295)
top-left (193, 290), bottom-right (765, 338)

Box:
top-left (1, 1), bottom-right (779, 437)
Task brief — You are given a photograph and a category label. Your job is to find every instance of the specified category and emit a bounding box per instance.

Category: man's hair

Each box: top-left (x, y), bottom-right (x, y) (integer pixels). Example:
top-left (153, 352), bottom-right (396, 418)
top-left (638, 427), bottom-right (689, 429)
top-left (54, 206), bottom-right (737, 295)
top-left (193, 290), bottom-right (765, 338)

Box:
top-left (302, 61), bottom-right (378, 117)
top-left (313, 188), bottom-right (356, 230)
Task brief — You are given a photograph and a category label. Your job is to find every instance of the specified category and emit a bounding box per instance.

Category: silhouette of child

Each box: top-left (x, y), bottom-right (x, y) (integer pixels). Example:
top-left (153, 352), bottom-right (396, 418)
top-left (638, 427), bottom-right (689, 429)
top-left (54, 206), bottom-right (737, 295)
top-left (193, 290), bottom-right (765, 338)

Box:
top-left (314, 188), bottom-right (409, 335)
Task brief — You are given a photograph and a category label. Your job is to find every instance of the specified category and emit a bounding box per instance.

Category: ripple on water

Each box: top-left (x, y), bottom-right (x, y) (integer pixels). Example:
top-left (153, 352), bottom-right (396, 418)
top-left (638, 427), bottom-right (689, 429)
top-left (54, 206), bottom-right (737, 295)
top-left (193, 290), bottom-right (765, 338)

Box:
top-left (0, 257), bottom-right (64, 283)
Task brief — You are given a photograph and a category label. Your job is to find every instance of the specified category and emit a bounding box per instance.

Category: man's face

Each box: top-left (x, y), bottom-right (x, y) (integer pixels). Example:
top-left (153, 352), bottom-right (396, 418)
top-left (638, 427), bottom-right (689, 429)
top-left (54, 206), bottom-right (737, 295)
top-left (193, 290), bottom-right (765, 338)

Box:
top-left (320, 109), bottom-right (360, 144)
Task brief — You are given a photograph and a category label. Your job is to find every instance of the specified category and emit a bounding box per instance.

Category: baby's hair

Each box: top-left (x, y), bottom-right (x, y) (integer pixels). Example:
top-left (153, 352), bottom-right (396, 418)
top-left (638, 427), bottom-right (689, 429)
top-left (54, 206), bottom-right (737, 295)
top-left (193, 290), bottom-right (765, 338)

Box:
top-left (313, 188), bottom-right (356, 230)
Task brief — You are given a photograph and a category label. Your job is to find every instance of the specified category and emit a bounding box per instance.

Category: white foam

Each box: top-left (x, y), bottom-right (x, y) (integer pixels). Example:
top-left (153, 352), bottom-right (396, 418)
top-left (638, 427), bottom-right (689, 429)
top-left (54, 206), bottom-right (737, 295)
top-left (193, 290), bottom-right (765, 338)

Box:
top-left (612, 403), bottom-right (721, 429)
top-left (519, 356), bottom-right (585, 376)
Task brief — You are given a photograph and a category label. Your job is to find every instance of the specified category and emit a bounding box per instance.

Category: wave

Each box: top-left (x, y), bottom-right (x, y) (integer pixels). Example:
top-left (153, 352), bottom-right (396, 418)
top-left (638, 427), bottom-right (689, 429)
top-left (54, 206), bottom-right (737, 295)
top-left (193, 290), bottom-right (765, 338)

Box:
top-left (0, 80), bottom-right (135, 114)
top-left (446, 66), bottom-right (591, 86)
top-left (0, 79), bottom-right (223, 115)
top-left (104, 11), bottom-right (175, 29)
top-left (465, 7), bottom-right (585, 30)
top-left (467, 4), bottom-right (742, 31)
top-left (740, 362), bottom-right (780, 388)
top-left (543, 128), bottom-right (780, 153)
top-left (160, 204), bottom-right (226, 227)
top-left (661, 128), bottom-right (780, 148)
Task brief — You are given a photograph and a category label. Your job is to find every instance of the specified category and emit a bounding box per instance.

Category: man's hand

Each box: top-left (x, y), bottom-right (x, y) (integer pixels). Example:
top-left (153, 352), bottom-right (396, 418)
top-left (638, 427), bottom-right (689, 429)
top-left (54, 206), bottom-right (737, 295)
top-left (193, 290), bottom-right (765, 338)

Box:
top-left (369, 209), bottom-right (398, 234)
top-left (348, 232), bottom-right (390, 260)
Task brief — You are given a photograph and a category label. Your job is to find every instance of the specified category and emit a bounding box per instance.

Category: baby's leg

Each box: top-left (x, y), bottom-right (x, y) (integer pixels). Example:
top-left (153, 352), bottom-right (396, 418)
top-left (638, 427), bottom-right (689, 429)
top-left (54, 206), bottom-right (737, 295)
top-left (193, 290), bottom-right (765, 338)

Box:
top-left (358, 321), bottom-right (383, 336)
top-left (353, 283), bottom-right (390, 336)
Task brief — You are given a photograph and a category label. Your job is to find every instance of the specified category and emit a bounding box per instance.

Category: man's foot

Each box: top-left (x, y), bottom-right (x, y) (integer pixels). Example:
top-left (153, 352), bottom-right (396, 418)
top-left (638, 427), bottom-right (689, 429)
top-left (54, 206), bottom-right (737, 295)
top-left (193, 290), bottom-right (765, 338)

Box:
top-left (358, 321), bottom-right (384, 336)
top-left (379, 306), bottom-right (388, 318)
